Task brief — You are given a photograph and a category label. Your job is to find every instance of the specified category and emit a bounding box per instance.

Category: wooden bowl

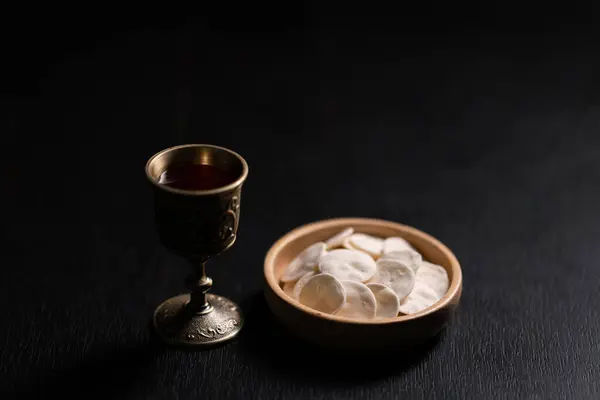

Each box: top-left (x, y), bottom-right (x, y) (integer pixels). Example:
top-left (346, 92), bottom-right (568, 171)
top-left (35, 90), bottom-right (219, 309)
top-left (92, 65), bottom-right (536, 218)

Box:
top-left (263, 218), bottom-right (463, 349)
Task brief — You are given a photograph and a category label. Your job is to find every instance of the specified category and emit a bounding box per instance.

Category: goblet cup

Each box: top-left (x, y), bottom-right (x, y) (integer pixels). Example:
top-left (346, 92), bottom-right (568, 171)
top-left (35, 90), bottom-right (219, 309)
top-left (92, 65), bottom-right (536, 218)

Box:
top-left (145, 144), bottom-right (248, 347)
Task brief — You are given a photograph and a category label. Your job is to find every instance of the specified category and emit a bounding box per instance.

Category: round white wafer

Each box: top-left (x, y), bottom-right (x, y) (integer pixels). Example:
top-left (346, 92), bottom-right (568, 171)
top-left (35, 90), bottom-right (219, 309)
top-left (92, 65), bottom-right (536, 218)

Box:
top-left (367, 283), bottom-right (400, 318)
top-left (325, 227), bottom-right (354, 249)
top-left (292, 271), bottom-right (317, 300)
top-left (416, 261), bottom-right (449, 298)
top-left (398, 282), bottom-right (439, 315)
top-left (298, 273), bottom-right (346, 314)
top-left (280, 242), bottom-right (327, 283)
top-left (380, 250), bottom-right (422, 273)
top-left (382, 236), bottom-right (416, 254)
top-left (336, 280), bottom-right (377, 319)
top-left (371, 258), bottom-right (415, 300)
top-left (318, 259), bottom-right (358, 282)
top-left (348, 233), bottom-right (384, 258)
top-left (318, 249), bottom-right (377, 282)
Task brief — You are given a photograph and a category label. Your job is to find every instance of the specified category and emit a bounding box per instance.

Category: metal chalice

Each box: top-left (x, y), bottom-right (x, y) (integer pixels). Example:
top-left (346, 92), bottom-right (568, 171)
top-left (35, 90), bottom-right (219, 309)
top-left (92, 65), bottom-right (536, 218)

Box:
top-left (145, 144), bottom-right (248, 347)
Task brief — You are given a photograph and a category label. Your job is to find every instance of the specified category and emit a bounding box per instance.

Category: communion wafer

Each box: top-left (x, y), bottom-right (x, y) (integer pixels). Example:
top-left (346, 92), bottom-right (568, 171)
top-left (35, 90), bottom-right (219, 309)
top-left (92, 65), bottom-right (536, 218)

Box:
top-left (292, 271), bottom-right (317, 300)
top-left (325, 227), bottom-right (354, 249)
top-left (336, 280), bottom-right (377, 319)
top-left (318, 249), bottom-right (377, 282)
top-left (371, 258), bottom-right (415, 300)
top-left (382, 236), bottom-right (415, 254)
top-left (380, 250), bottom-right (422, 273)
top-left (298, 273), bottom-right (346, 314)
top-left (366, 283), bottom-right (400, 318)
top-left (318, 259), bottom-right (363, 282)
top-left (416, 261), bottom-right (449, 298)
top-left (280, 242), bottom-right (327, 283)
top-left (348, 233), bottom-right (384, 258)
top-left (398, 282), bottom-right (439, 315)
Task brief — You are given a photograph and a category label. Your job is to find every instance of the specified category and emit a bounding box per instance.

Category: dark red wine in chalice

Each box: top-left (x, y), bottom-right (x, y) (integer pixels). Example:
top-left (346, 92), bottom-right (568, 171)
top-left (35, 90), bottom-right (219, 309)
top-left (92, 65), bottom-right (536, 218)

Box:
top-left (159, 163), bottom-right (238, 190)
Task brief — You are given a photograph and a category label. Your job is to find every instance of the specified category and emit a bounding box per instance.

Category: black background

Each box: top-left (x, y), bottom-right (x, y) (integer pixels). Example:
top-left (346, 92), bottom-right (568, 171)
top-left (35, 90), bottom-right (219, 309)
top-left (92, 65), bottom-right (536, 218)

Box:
top-left (2, 5), bottom-right (600, 399)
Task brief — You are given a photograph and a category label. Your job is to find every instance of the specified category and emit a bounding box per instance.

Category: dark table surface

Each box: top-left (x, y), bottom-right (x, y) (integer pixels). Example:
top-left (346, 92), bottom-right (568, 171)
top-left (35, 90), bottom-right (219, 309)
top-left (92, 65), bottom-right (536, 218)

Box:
top-left (3, 9), bottom-right (600, 399)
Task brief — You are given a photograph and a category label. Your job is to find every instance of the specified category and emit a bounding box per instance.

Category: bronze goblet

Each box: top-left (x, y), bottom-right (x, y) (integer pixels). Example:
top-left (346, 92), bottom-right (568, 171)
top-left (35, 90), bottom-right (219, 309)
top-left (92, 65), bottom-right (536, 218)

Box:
top-left (145, 144), bottom-right (248, 347)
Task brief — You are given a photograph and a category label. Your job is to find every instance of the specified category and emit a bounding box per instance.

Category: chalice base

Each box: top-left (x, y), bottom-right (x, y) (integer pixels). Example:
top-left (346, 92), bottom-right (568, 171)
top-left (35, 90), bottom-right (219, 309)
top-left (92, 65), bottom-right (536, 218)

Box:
top-left (153, 293), bottom-right (243, 347)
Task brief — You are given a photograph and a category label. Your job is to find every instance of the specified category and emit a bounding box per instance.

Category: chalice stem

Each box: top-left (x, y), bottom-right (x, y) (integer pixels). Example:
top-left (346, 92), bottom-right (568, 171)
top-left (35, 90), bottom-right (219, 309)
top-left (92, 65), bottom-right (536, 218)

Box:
top-left (188, 258), bottom-right (213, 314)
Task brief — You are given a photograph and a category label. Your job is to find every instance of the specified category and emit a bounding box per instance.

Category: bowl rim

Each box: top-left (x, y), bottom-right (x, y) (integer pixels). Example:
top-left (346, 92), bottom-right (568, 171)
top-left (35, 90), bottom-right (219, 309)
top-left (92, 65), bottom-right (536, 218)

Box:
top-left (264, 217), bottom-right (462, 325)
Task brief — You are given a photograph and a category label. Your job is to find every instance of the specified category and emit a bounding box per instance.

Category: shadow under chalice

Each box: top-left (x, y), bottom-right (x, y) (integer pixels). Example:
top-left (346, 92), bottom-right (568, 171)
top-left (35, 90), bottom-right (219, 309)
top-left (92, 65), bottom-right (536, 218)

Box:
top-left (238, 291), bottom-right (443, 385)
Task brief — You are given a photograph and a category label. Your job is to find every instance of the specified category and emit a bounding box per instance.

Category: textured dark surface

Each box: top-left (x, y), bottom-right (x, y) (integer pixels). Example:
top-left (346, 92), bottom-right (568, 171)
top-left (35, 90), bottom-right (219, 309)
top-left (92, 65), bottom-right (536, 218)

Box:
top-left (2, 10), bottom-right (600, 399)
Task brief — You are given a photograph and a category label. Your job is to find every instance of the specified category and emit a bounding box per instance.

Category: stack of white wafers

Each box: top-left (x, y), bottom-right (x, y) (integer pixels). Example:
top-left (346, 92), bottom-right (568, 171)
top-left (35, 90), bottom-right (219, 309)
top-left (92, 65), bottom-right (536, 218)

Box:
top-left (279, 227), bottom-right (449, 320)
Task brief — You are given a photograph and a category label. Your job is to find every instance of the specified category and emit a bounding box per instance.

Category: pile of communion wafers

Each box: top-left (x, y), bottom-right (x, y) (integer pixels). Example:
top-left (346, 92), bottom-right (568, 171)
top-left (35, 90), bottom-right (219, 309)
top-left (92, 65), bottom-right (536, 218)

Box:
top-left (279, 227), bottom-right (449, 320)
